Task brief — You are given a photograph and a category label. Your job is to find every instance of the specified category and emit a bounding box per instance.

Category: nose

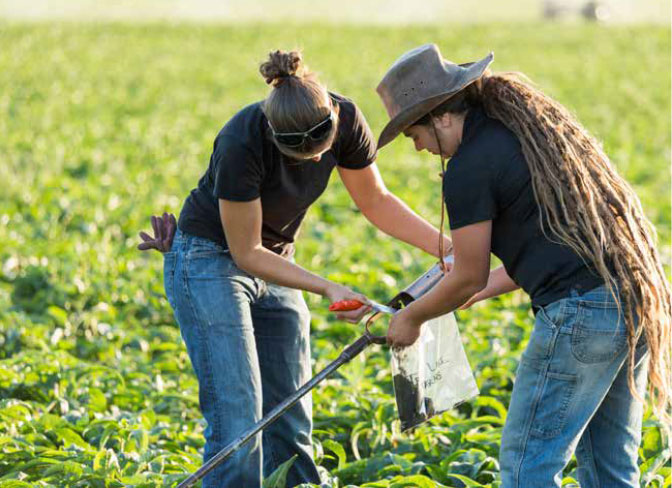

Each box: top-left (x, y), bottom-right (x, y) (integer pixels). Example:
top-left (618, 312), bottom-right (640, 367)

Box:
top-left (414, 140), bottom-right (423, 152)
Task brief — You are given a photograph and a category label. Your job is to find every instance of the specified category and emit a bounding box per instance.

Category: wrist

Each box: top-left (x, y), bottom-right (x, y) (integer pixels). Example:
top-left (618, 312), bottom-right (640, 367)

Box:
top-left (404, 302), bottom-right (431, 324)
top-left (317, 279), bottom-right (335, 298)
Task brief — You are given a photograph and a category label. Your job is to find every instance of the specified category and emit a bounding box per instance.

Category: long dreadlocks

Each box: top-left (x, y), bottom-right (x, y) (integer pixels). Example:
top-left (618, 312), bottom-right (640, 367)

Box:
top-left (425, 72), bottom-right (671, 427)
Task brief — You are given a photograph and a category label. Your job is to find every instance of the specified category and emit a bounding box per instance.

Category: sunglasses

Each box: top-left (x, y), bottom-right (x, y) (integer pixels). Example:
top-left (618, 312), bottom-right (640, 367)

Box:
top-left (269, 112), bottom-right (335, 148)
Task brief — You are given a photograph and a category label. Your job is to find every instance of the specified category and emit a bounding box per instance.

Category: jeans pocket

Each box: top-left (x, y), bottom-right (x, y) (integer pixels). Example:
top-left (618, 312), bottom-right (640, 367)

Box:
top-left (186, 247), bottom-right (238, 277)
top-left (530, 370), bottom-right (577, 438)
top-left (571, 299), bottom-right (627, 364)
top-left (163, 252), bottom-right (177, 309)
top-left (186, 236), bottom-right (228, 256)
top-left (523, 306), bottom-right (558, 363)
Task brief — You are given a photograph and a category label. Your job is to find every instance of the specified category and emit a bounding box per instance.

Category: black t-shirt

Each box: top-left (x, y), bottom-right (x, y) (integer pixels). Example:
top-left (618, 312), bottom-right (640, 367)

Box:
top-left (443, 106), bottom-right (602, 307)
top-left (178, 93), bottom-right (377, 257)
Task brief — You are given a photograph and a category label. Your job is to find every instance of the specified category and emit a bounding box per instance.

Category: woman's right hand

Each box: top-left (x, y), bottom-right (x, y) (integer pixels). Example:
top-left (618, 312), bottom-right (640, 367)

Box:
top-left (324, 283), bottom-right (372, 324)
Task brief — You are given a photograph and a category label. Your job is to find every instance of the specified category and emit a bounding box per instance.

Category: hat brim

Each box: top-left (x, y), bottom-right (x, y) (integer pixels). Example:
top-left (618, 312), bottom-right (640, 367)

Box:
top-left (376, 52), bottom-right (493, 149)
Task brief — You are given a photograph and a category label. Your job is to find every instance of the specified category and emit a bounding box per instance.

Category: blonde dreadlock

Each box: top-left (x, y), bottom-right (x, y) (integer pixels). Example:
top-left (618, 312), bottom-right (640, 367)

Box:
top-left (472, 72), bottom-right (671, 426)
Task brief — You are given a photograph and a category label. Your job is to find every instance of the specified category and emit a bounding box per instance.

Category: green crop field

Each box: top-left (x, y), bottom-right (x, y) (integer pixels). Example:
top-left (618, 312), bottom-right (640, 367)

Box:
top-left (0, 22), bottom-right (669, 487)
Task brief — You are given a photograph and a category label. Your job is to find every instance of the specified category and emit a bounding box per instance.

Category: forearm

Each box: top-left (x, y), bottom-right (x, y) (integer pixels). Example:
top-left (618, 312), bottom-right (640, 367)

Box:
top-left (361, 192), bottom-right (451, 258)
top-left (405, 271), bottom-right (484, 323)
top-left (468, 266), bottom-right (520, 303)
top-left (236, 247), bottom-right (331, 296)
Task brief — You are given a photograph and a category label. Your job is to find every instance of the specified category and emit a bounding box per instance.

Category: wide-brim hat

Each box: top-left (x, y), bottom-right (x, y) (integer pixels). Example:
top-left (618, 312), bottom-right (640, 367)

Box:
top-left (376, 44), bottom-right (494, 148)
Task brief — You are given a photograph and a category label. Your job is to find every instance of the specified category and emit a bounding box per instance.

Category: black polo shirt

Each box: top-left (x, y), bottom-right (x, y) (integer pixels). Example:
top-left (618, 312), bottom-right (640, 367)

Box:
top-left (443, 105), bottom-right (602, 307)
top-left (177, 93), bottom-right (377, 257)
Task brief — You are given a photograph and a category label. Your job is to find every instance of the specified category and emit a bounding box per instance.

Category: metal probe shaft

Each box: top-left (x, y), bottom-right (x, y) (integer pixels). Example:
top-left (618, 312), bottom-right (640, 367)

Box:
top-left (175, 333), bottom-right (384, 488)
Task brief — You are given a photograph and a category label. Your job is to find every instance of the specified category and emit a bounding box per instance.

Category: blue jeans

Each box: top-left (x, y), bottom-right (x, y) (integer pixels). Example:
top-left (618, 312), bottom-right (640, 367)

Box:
top-left (500, 285), bottom-right (649, 487)
top-left (163, 229), bottom-right (321, 488)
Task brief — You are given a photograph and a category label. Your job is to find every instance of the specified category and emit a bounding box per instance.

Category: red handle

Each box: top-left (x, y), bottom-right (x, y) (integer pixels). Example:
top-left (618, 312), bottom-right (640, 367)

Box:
top-left (329, 299), bottom-right (365, 312)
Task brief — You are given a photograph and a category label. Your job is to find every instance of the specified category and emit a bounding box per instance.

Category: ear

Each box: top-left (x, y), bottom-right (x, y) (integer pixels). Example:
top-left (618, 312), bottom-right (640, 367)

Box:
top-left (435, 112), bottom-right (453, 129)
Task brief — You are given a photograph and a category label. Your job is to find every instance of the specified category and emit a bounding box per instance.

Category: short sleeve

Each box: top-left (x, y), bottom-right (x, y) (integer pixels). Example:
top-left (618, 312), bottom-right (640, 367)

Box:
top-left (336, 101), bottom-right (378, 169)
top-left (443, 152), bottom-right (497, 230)
top-left (212, 135), bottom-right (263, 201)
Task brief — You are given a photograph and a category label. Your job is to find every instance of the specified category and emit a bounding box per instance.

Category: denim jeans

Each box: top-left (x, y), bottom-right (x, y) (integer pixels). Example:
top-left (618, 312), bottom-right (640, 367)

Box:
top-left (500, 285), bottom-right (649, 487)
top-left (163, 229), bottom-right (321, 488)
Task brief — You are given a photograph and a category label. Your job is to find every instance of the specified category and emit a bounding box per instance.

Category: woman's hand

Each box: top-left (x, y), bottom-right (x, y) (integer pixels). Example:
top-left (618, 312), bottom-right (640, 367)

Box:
top-left (324, 283), bottom-right (371, 323)
top-left (459, 293), bottom-right (480, 310)
top-left (138, 213), bottom-right (176, 253)
top-left (459, 267), bottom-right (520, 309)
top-left (386, 307), bottom-right (424, 347)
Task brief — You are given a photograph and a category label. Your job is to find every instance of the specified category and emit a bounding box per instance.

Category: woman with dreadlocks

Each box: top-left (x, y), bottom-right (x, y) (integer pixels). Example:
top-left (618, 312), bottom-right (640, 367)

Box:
top-left (378, 44), bottom-right (671, 487)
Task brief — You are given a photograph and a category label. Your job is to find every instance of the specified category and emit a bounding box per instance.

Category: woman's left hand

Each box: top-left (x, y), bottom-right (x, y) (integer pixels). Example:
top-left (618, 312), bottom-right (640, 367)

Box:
top-left (386, 307), bottom-right (423, 348)
top-left (335, 307), bottom-right (372, 324)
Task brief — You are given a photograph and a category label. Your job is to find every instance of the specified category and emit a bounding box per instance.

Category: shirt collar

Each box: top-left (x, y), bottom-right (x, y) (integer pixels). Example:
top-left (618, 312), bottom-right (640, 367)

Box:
top-left (460, 104), bottom-right (488, 146)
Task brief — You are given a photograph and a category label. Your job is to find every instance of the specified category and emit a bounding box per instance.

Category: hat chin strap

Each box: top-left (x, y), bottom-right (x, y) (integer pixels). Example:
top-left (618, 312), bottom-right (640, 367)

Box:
top-left (430, 111), bottom-right (449, 273)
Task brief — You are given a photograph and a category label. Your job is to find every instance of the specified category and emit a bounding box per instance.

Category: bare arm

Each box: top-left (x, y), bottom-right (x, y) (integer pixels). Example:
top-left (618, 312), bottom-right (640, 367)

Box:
top-left (405, 221), bottom-right (492, 321)
top-left (386, 221), bottom-right (492, 347)
top-left (338, 163), bottom-right (452, 258)
top-left (219, 198), bottom-right (366, 304)
top-left (460, 265), bottom-right (520, 309)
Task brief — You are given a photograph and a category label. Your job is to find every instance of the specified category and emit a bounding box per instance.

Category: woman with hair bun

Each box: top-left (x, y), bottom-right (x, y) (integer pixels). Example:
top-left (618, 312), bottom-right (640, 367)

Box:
top-left (139, 50), bottom-right (453, 487)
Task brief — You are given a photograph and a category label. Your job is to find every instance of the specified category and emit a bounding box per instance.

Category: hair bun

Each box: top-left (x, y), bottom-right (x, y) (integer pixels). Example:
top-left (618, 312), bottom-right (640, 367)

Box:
top-left (259, 50), bottom-right (305, 87)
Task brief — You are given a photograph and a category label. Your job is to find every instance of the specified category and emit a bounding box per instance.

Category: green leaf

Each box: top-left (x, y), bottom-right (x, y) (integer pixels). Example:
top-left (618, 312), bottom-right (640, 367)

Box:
top-left (263, 455), bottom-right (298, 488)
top-left (42, 460), bottom-right (85, 479)
top-left (47, 306), bottom-right (69, 326)
top-left (389, 474), bottom-right (445, 488)
top-left (444, 473), bottom-right (485, 487)
top-left (87, 388), bottom-right (108, 413)
top-left (54, 427), bottom-right (92, 450)
top-left (93, 449), bottom-right (107, 472)
top-left (322, 439), bottom-right (347, 470)
top-left (0, 482), bottom-right (35, 488)
top-left (642, 428), bottom-right (663, 458)
top-left (424, 464), bottom-right (449, 485)
top-left (472, 396), bottom-right (508, 418)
